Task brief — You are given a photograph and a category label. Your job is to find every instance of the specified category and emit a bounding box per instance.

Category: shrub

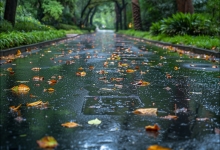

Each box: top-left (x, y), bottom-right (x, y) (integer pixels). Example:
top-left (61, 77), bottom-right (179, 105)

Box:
top-left (0, 30), bottom-right (65, 49)
top-left (150, 13), bottom-right (220, 36)
top-left (15, 16), bottom-right (52, 32)
top-left (56, 23), bottom-right (79, 30)
top-left (0, 20), bottom-right (13, 32)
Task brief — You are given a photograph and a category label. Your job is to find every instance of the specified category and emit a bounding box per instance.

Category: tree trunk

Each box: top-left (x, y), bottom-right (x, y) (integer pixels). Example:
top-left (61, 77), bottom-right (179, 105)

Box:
top-left (132, 0), bottom-right (142, 30)
top-left (80, 0), bottom-right (92, 28)
top-left (84, 8), bottom-right (93, 27)
top-left (115, 3), bottom-right (119, 32)
top-left (176, 0), bottom-right (194, 14)
top-left (89, 7), bottom-right (97, 26)
top-left (123, 0), bottom-right (127, 30)
top-left (4, 0), bottom-right (18, 26)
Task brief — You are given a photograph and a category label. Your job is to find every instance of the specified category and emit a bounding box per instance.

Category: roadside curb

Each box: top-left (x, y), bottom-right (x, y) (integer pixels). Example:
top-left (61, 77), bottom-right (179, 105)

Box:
top-left (0, 35), bottom-right (79, 56)
top-left (118, 34), bottom-right (220, 58)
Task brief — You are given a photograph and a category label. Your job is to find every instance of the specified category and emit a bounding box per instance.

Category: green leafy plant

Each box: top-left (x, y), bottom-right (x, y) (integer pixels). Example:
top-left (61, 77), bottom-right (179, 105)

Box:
top-left (150, 13), bottom-right (220, 36)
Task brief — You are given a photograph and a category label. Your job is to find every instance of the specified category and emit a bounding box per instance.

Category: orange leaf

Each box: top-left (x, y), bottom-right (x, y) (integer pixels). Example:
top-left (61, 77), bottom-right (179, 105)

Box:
top-left (126, 69), bottom-right (135, 73)
top-left (147, 145), bottom-right (172, 150)
top-left (145, 124), bottom-right (160, 131)
top-left (36, 136), bottom-right (58, 149)
top-left (61, 122), bottom-right (79, 128)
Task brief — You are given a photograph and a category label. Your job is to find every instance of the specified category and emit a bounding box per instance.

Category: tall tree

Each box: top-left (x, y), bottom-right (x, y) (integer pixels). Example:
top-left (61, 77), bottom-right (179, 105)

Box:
top-left (132, 0), bottom-right (142, 30)
top-left (176, 0), bottom-right (194, 14)
top-left (4, 0), bottom-right (18, 26)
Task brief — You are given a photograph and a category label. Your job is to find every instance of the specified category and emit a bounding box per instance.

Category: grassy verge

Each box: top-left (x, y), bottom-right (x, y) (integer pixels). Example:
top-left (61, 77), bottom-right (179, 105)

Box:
top-left (0, 30), bottom-right (66, 50)
top-left (118, 30), bottom-right (220, 52)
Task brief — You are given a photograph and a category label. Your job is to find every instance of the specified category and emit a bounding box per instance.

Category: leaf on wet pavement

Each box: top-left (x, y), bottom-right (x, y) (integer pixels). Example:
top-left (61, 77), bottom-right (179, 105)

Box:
top-left (32, 76), bottom-right (44, 81)
top-left (126, 69), bottom-right (135, 73)
top-left (36, 136), bottom-right (58, 149)
top-left (147, 145), bottom-right (172, 150)
top-left (196, 118), bottom-right (209, 121)
top-left (26, 100), bottom-right (48, 107)
top-left (9, 104), bottom-right (22, 111)
top-left (31, 67), bottom-right (41, 71)
top-left (61, 122), bottom-right (79, 128)
top-left (133, 108), bottom-right (157, 116)
top-left (145, 124), bottom-right (160, 131)
top-left (48, 79), bottom-right (57, 85)
top-left (11, 84), bottom-right (30, 92)
top-left (174, 66), bottom-right (180, 70)
top-left (160, 115), bottom-right (178, 120)
top-left (76, 71), bottom-right (86, 76)
top-left (44, 88), bottom-right (55, 93)
top-left (88, 118), bottom-right (101, 125)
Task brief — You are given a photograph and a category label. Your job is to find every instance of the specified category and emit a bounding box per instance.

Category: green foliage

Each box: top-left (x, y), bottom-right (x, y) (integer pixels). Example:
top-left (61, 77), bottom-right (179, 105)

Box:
top-left (15, 16), bottom-right (52, 32)
top-left (42, 0), bottom-right (64, 21)
top-left (0, 30), bottom-right (65, 49)
top-left (118, 30), bottom-right (220, 51)
top-left (150, 13), bottom-right (219, 36)
top-left (0, 20), bottom-right (13, 32)
top-left (56, 23), bottom-right (79, 30)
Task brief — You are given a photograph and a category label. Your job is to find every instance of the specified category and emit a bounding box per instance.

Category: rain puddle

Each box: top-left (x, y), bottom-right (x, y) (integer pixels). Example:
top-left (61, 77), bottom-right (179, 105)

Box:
top-left (0, 30), bottom-right (219, 150)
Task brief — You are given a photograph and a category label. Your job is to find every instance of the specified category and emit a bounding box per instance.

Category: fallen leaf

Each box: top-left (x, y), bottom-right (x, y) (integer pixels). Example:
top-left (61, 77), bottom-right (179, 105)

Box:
top-left (9, 104), bottom-right (22, 111)
top-left (88, 118), bottom-right (101, 125)
top-left (32, 76), bottom-right (44, 81)
top-left (61, 122), bottom-right (79, 128)
top-left (44, 88), bottom-right (55, 93)
top-left (11, 84), bottom-right (30, 92)
top-left (48, 79), bottom-right (57, 84)
top-left (36, 136), bottom-right (58, 149)
top-left (145, 124), bottom-right (160, 131)
top-left (78, 67), bottom-right (84, 71)
top-left (89, 66), bottom-right (95, 70)
top-left (196, 118), bottom-right (209, 121)
top-left (26, 100), bottom-right (42, 107)
top-left (16, 50), bottom-right (21, 56)
top-left (31, 67), bottom-right (41, 71)
top-left (160, 115), bottom-right (178, 120)
top-left (7, 68), bottom-right (13, 71)
top-left (133, 108), bottom-right (157, 116)
top-left (126, 69), bottom-right (135, 73)
top-left (147, 145), bottom-right (172, 150)
top-left (174, 66), bottom-right (179, 70)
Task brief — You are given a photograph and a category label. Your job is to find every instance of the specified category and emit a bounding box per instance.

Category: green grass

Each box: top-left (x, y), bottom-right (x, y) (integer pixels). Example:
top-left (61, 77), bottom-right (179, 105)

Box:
top-left (118, 30), bottom-right (220, 52)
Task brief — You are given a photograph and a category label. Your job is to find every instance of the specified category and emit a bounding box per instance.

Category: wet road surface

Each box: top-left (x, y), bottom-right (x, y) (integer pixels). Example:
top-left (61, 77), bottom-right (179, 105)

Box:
top-left (0, 30), bottom-right (220, 150)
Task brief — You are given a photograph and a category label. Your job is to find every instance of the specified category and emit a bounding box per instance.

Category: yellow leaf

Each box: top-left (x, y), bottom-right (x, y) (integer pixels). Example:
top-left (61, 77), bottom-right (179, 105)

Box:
top-left (88, 118), bottom-right (101, 125)
top-left (36, 136), bottom-right (58, 149)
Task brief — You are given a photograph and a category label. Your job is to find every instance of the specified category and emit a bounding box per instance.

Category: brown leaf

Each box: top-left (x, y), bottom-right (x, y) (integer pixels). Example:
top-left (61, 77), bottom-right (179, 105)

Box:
top-left (133, 108), bottom-right (157, 116)
top-left (145, 124), bottom-right (160, 131)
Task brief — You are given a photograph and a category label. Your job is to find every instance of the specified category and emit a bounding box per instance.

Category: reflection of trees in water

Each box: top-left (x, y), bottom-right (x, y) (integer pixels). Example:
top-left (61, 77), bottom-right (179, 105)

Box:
top-left (164, 76), bottom-right (192, 140)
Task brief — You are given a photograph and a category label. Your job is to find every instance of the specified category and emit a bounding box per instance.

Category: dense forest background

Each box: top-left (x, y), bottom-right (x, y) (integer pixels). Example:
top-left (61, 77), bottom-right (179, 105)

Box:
top-left (1, 0), bottom-right (219, 32)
